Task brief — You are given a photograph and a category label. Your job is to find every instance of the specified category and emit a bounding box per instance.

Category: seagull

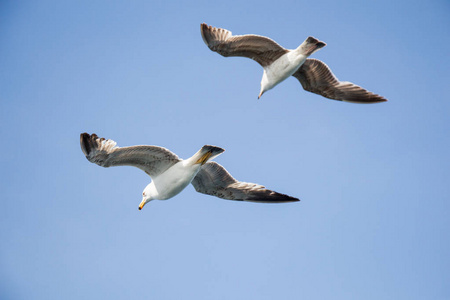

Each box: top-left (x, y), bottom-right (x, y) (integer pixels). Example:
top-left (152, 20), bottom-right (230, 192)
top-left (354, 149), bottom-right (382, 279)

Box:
top-left (201, 23), bottom-right (387, 103)
top-left (80, 133), bottom-right (299, 210)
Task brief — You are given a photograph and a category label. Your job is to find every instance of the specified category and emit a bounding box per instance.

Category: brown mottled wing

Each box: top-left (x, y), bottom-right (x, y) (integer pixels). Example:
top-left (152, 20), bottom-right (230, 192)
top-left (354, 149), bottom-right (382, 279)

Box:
top-left (80, 133), bottom-right (181, 179)
top-left (292, 59), bottom-right (388, 103)
top-left (191, 162), bottom-right (299, 203)
top-left (201, 23), bottom-right (288, 67)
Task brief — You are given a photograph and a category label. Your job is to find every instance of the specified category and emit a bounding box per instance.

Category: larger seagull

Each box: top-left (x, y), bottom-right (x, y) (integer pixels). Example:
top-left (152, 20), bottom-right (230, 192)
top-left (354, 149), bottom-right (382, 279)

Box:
top-left (80, 133), bottom-right (299, 210)
top-left (201, 23), bottom-right (387, 103)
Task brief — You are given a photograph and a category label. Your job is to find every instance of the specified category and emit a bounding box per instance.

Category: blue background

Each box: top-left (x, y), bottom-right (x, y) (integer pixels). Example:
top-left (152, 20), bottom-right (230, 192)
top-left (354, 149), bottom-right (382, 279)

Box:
top-left (1, 0), bottom-right (449, 299)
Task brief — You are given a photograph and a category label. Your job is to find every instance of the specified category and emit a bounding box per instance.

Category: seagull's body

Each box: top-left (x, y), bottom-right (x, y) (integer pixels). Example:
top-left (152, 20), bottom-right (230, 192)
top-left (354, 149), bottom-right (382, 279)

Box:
top-left (201, 23), bottom-right (387, 103)
top-left (146, 160), bottom-right (198, 201)
top-left (147, 151), bottom-right (216, 200)
top-left (80, 133), bottom-right (299, 209)
top-left (260, 50), bottom-right (309, 97)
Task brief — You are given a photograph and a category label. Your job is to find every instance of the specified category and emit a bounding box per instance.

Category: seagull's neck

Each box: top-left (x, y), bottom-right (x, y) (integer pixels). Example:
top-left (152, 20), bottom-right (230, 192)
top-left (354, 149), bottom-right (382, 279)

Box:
top-left (145, 182), bottom-right (159, 199)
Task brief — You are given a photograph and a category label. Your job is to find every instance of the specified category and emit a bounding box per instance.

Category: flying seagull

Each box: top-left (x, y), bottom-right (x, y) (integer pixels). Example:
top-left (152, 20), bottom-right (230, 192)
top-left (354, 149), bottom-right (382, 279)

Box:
top-left (201, 23), bottom-right (387, 103)
top-left (80, 133), bottom-right (299, 210)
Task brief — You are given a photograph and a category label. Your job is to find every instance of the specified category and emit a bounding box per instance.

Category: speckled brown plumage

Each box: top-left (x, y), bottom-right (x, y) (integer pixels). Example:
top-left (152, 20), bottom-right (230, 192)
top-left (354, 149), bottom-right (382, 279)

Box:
top-left (80, 133), bottom-right (181, 178)
top-left (192, 162), bottom-right (299, 203)
top-left (293, 59), bottom-right (387, 103)
top-left (201, 23), bottom-right (288, 67)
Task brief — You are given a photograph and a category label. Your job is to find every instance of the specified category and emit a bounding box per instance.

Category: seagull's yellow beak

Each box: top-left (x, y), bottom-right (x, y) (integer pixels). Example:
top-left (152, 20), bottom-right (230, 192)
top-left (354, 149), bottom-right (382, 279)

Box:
top-left (139, 199), bottom-right (146, 210)
top-left (258, 91), bottom-right (263, 99)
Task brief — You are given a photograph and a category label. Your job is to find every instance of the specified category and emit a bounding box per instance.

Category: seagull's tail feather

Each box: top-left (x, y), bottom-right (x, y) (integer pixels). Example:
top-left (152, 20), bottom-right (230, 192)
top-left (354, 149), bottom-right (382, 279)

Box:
top-left (192, 145), bottom-right (225, 166)
top-left (297, 36), bottom-right (326, 56)
top-left (80, 133), bottom-right (117, 165)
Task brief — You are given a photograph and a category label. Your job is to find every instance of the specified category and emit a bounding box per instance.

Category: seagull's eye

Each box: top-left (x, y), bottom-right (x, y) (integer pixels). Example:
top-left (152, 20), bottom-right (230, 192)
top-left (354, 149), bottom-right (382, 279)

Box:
top-left (143, 192), bottom-right (145, 196)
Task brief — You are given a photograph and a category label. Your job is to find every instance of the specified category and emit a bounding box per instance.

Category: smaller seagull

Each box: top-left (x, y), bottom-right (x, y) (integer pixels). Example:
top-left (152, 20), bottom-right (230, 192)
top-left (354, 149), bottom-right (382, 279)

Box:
top-left (201, 23), bottom-right (387, 103)
top-left (80, 133), bottom-right (299, 210)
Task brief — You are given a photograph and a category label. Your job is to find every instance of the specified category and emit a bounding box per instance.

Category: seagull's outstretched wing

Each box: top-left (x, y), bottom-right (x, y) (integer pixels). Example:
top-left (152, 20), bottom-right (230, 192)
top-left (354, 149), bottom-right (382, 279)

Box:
top-left (292, 58), bottom-right (388, 103)
top-left (80, 133), bottom-right (181, 178)
top-left (191, 162), bottom-right (299, 203)
top-left (201, 23), bottom-right (288, 67)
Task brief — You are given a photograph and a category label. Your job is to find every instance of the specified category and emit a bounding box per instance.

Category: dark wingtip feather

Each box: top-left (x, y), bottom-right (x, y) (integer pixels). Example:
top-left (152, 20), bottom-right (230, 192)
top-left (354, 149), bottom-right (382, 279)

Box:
top-left (344, 93), bottom-right (388, 104)
top-left (200, 23), bottom-right (211, 46)
top-left (373, 95), bottom-right (388, 103)
top-left (269, 192), bottom-right (300, 203)
top-left (80, 132), bottom-right (102, 158)
top-left (80, 132), bottom-right (92, 156)
top-left (200, 23), bottom-right (231, 51)
top-left (247, 191), bottom-right (300, 203)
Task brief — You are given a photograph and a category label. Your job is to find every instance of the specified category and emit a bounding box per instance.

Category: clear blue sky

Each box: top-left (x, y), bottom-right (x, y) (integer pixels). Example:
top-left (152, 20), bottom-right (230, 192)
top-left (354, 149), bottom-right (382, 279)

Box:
top-left (1, 0), bottom-right (449, 299)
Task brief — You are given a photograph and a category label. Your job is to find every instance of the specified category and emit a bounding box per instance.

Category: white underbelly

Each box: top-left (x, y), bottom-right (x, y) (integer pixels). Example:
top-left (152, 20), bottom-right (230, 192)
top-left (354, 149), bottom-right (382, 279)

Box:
top-left (263, 53), bottom-right (307, 90)
top-left (152, 161), bottom-right (201, 200)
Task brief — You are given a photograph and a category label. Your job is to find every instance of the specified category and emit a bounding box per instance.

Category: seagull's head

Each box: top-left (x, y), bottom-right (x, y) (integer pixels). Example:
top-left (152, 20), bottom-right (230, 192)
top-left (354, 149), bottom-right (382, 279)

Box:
top-left (258, 74), bottom-right (272, 99)
top-left (139, 184), bottom-right (154, 210)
